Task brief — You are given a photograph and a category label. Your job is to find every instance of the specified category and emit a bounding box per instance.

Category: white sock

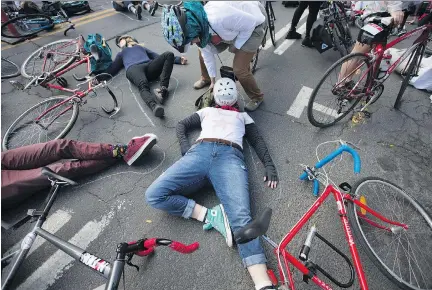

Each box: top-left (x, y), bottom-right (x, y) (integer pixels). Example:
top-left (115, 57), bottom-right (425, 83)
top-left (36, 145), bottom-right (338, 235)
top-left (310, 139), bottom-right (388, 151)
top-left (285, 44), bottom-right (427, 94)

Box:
top-left (197, 206), bottom-right (208, 222)
top-left (248, 264), bottom-right (273, 290)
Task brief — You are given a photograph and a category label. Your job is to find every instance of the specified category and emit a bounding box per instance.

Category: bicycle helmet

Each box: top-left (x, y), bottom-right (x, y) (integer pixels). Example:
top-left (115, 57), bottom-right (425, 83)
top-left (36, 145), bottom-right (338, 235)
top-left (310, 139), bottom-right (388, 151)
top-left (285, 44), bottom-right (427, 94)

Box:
top-left (115, 35), bottom-right (138, 48)
top-left (213, 78), bottom-right (238, 106)
top-left (162, 5), bottom-right (187, 53)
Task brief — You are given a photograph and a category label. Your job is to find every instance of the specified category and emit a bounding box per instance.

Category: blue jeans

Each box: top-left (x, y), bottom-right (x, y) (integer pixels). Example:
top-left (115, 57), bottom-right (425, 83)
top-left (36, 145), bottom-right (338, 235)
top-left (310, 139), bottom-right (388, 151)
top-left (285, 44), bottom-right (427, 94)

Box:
top-left (145, 142), bottom-right (267, 267)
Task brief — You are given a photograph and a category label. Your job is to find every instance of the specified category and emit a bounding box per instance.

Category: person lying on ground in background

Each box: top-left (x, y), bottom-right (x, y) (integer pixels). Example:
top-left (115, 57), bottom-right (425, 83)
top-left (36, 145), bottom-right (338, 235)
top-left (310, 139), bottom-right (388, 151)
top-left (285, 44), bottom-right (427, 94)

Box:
top-left (145, 78), bottom-right (279, 290)
top-left (1, 134), bottom-right (157, 209)
top-left (112, 1), bottom-right (158, 19)
top-left (100, 35), bottom-right (187, 118)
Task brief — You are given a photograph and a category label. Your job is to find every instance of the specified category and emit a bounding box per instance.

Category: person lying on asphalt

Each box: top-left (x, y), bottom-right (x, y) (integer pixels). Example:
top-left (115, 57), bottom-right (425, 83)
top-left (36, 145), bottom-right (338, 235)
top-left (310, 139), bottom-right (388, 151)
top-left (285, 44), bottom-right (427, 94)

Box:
top-left (1, 134), bottom-right (157, 209)
top-left (145, 78), bottom-right (279, 290)
top-left (99, 35), bottom-right (187, 118)
top-left (112, 1), bottom-right (158, 19)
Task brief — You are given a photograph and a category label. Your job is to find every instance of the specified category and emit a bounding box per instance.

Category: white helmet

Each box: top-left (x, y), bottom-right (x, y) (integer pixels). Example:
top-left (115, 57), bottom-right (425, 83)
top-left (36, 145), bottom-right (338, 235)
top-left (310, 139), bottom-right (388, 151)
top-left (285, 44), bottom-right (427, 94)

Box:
top-left (213, 78), bottom-right (238, 106)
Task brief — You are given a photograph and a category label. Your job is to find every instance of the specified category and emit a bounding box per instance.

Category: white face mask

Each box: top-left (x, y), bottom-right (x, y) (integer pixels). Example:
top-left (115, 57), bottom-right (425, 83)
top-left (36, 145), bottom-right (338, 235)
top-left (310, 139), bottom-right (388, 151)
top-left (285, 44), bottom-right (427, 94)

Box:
top-left (183, 43), bottom-right (190, 53)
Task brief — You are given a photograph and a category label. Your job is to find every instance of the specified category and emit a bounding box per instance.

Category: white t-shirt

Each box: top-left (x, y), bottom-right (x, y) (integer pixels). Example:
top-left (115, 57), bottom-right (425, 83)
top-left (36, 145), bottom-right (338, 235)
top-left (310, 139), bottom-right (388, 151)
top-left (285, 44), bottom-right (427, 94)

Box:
top-left (196, 107), bottom-right (254, 148)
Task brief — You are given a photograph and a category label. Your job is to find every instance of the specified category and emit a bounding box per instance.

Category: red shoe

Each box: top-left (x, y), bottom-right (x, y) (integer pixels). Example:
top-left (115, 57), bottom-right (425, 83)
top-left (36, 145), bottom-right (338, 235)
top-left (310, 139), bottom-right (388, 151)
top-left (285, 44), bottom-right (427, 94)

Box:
top-left (124, 134), bottom-right (157, 166)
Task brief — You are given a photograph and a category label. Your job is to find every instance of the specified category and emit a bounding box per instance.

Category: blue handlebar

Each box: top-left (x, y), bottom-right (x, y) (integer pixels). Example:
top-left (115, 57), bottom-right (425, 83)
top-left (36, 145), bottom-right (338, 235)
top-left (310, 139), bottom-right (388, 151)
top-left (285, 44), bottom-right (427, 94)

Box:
top-left (299, 145), bottom-right (361, 195)
top-left (315, 145), bottom-right (361, 173)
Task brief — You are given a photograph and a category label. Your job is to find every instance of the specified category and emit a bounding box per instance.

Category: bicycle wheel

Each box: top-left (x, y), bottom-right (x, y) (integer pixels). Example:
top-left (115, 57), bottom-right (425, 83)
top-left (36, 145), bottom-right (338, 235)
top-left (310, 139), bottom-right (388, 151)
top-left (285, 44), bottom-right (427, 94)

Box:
top-left (347, 177), bottom-right (432, 290)
top-left (21, 39), bottom-right (78, 78)
top-left (2, 97), bottom-right (79, 151)
top-left (307, 53), bottom-right (372, 127)
top-left (394, 44), bottom-right (424, 109)
top-left (1, 58), bottom-right (20, 79)
top-left (334, 22), bottom-right (348, 57)
top-left (266, 3), bottom-right (276, 47)
top-left (1, 14), bottom-right (54, 38)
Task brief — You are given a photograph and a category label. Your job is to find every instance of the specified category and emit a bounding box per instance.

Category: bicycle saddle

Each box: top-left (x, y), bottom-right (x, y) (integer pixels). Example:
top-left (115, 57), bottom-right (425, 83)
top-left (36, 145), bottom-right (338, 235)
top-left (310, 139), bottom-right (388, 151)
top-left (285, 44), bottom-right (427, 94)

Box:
top-left (41, 167), bottom-right (77, 186)
top-left (234, 208), bottom-right (272, 244)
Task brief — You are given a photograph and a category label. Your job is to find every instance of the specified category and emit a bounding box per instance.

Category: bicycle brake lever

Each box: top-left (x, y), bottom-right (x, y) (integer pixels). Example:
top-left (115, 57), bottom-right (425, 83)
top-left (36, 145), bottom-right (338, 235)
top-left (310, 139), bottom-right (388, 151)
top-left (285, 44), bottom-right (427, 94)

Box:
top-left (125, 253), bottom-right (139, 272)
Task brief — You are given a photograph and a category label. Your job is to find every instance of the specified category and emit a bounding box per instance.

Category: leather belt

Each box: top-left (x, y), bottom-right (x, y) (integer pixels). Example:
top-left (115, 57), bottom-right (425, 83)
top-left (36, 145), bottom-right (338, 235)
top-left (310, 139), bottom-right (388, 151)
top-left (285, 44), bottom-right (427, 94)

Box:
top-left (196, 138), bottom-right (243, 153)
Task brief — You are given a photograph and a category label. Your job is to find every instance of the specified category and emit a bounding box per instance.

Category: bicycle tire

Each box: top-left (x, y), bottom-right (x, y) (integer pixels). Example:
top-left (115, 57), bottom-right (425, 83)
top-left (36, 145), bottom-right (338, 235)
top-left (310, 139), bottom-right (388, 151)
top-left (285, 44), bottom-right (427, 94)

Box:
top-left (1, 58), bottom-right (21, 79)
top-left (2, 97), bottom-right (79, 151)
top-left (394, 44), bottom-right (424, 109)
top-left (307, 53), bottom-right (372, 128)
top-left (1, 14), bottom-right (54, 38)
top-left (21, 39), bottom-right (78, 78)
top-left (266, 3), bottom-right (276, 47)
top-left (347, 177), bottom-right (432, 290)
top-left (334, 22), bottom-right (348, 57)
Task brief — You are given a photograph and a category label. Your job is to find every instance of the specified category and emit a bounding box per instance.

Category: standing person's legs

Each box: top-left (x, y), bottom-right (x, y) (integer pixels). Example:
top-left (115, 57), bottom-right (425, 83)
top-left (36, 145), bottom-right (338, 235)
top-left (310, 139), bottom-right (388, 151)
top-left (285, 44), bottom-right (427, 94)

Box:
top-left (301, 1), bottom-right (322, 47)
top-left (194, 49), bottom-right (211, 90)
top-left (286, 1), bottom-right (309, 39)
top-left (208, 145), bottom-right (271, 290)
top-left (126, 63), bottom-right (164, 117)
top-left (233, 50), bottom-right (264, 111)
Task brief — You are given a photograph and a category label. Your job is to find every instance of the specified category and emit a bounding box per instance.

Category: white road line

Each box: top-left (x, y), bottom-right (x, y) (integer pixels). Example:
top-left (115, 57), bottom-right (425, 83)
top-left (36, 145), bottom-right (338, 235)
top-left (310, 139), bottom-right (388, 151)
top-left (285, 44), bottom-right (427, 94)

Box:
top-left (128, 79), bottom-right (155, 127)
top-left (287, 86), bottom-right (313, 118)
top-left (17, 212), bottom-right (114, 290)
top-left (4, 210), bottom-right (72, 258)
top-left (263, 10), bottom-right (309, 50)
top-left (274, 22), bottom-right (307, 55)
top-left (287, 86), bottom-right (342, 118)
top-left (93, 284), bottom-right (106, 290)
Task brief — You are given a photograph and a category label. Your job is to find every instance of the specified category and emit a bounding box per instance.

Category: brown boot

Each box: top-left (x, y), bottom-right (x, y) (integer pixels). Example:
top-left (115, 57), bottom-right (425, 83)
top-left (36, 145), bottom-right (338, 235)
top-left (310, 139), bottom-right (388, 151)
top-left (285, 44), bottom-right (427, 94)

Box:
top-left (193, 78), bottom-right (211, 90)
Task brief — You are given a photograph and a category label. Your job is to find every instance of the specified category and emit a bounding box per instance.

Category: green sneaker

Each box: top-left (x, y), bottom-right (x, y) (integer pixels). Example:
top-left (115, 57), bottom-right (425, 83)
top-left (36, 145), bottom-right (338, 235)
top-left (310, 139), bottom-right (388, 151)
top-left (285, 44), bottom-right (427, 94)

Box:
top-left (203, 204), bottom-right (233, 247)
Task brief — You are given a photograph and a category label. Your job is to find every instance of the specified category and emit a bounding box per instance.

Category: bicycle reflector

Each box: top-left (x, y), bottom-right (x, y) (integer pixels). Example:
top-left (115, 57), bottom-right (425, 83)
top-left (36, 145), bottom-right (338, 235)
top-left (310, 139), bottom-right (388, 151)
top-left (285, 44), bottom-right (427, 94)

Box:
top-left (359, 195), bottom-right (367, 216)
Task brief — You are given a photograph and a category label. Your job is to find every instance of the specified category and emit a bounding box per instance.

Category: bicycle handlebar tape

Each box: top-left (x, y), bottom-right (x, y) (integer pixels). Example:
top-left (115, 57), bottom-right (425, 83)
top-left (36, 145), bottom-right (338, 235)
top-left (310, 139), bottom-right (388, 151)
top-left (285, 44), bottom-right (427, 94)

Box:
top-left (127, 240), bottom-right (154, 257)
top-left (169, 241), bottom-right (199, 254)
top-left (315, 145), bottom-right (361, 174)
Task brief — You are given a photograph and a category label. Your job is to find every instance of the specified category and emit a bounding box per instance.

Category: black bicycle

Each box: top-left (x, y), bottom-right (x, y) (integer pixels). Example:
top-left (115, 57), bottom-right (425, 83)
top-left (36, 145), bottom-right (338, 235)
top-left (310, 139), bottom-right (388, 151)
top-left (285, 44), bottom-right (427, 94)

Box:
top-left (1, 2), bottom-right (75, 39)
top-left (1, 167), bottom-right (199, 290)
top-left (252, 1), bottom-right (277, 74)
top-left (321, 1), bottom-right (354, 57)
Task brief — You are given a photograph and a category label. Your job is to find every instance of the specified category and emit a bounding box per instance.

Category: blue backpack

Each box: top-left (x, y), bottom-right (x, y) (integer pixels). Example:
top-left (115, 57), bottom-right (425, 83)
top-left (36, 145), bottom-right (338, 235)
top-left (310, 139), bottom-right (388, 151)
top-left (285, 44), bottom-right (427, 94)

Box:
top-left (83, 33), bottom-right (112, 74)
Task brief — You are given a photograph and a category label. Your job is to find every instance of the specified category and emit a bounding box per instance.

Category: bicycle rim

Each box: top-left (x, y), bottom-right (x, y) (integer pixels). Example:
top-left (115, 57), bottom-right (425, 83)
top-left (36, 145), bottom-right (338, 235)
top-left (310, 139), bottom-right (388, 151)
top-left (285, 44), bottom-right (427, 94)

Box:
top-left (1, 14), bottom-right (53, 38)
top-left (1, 58), bottom-right (20, 79)
top-left (21, 39), bottom-right (78, 78)
top-left (348, 177), bottom-right (432, 290)
top-left (2, 97), bottom-right (79, 151)
top-left (307, 53), bottom-right (371, 128)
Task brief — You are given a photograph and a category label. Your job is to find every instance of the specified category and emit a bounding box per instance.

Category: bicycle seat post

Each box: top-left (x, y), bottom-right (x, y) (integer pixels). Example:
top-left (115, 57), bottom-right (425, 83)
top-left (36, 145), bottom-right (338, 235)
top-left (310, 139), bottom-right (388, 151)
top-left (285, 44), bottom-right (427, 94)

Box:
top-left (33, 180), bottom-right (62, 227)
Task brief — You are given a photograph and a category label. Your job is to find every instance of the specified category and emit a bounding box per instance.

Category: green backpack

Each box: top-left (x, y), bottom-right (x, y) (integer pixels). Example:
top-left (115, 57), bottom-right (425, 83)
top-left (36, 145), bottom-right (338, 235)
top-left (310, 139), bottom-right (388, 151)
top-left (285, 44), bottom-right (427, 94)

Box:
top-left (195, 88), bottom-right (215, 110)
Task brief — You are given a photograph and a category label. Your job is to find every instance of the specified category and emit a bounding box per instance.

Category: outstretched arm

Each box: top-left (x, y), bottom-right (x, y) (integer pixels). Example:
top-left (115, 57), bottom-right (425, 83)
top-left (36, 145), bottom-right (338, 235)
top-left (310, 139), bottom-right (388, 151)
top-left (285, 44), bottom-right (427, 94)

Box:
top-left (145, 47), bottom-right (185, 65)
top-left (245, 123), bottom-right (278, 189)
top-left (98, 52), bottom-right (123, 78)
top-left (176, 113), bottom-right (201, 155)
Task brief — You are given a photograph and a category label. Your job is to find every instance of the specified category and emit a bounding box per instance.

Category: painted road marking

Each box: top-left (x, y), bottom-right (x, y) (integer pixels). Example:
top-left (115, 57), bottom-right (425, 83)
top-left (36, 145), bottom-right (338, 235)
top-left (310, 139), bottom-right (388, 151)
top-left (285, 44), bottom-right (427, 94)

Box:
top-left (274, 21), bottom-right (307, 55)
top-left (17, 212), bottom-right (114, 290)
top-left (263, 10), bottom-right (309, 51)
top-left (4, 209), bottom-right (72, 258)
top-left (287, 86), bottom-right (341, 118)
top-left (1, 10), bottom-right (118, 51)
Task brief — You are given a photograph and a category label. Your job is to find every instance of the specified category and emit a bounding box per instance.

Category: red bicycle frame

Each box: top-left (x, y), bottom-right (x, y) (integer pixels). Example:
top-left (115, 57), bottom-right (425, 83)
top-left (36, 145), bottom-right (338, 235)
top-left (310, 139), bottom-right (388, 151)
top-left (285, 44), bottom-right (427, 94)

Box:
top-left (272, 184), bottom-right (407, 290)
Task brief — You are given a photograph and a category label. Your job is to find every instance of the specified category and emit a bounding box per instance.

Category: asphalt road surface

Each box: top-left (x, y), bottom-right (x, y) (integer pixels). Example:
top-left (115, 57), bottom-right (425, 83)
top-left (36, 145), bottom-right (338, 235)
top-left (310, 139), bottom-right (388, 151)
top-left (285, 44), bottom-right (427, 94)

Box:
top-left (2, 2), bottom-right (431, 290)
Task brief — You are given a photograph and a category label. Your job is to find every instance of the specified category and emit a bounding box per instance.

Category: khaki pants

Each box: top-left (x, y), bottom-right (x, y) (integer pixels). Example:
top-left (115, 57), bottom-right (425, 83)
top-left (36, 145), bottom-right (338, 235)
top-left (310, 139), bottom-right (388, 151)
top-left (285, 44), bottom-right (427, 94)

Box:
top-left (199, 49), bottom-right (264, 101)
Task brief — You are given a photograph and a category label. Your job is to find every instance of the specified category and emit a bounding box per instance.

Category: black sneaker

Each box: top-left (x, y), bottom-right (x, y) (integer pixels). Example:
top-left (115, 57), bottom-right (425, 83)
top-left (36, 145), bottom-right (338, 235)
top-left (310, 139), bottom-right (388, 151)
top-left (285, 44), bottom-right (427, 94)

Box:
top-left (135, 4), bottom-right (142, 20)
top-left (154, 86), bottom-right (168, 104)
top-left (286, 29), bottom-right (301, 39)
top-left (301, 36), bottom-right (314, 48)
top-left (149, 1), bottom-right (158, 16)
top-left (149, 101), bottom-right (164, 117)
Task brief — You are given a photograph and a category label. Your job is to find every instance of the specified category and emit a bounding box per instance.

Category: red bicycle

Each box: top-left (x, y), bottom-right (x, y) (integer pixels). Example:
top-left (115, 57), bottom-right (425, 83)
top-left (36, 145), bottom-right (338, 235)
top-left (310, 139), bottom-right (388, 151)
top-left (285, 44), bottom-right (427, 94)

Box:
top-left (3, 36), bottom-right (120, 151)
top-left (235, 141), bottom-right (432, 290)
top-left (307, 14), bottom-right (432, 127)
